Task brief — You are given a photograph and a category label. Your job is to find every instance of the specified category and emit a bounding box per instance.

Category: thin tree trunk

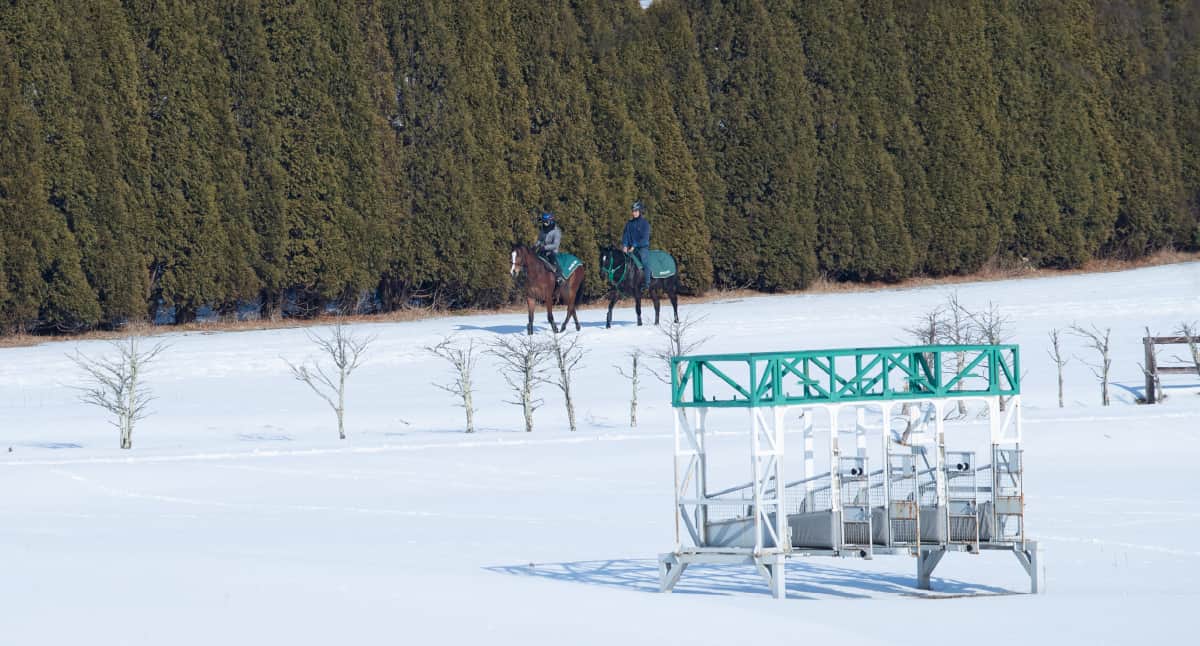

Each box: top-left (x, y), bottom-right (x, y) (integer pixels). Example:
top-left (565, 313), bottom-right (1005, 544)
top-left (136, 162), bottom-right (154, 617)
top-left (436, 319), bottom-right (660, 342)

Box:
top-left (630, 354), bottom-right (639, 428)
top-left (565, 382), bottom-right (576, 432)
top-left (124, 348), bottom-right (137, 449)
top-left (464, 388), bottom-right (475, 434)
top-left (1102, 352), bottom-right (1111, 407)
top-left (1057, 368), bottom-right (1064, 408)
top-left (522, 386), bottom-right (533, 433)
top-left (338, 371), bottom-right (346, 439)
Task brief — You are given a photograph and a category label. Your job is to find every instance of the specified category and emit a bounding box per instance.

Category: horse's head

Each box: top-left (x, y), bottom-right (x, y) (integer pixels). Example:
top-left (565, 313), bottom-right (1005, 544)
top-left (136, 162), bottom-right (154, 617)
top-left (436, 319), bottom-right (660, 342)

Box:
top-left (598, 247), bottom-right (626, 286)
top-left (510, 244), bottom-right (522, 277)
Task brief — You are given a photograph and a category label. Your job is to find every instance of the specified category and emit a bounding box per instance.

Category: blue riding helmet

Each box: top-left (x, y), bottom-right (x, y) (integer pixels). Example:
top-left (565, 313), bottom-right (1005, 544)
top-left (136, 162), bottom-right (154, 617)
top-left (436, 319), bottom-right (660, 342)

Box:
top-left (631, 200), bottom-right (644, 212)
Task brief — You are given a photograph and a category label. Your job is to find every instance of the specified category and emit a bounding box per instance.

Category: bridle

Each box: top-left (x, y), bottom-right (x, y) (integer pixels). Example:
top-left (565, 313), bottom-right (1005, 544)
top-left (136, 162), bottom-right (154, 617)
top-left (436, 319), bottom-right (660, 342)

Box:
top-left (602, 249), bottom-right (628, 286)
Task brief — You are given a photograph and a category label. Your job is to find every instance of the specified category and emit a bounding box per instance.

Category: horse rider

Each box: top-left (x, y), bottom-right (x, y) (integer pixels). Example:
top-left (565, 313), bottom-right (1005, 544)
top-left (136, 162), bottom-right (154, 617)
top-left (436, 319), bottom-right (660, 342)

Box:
top-left (621, 200), bottom-right (651, 291)
top-left (536, 211), bottom-right (565, 285)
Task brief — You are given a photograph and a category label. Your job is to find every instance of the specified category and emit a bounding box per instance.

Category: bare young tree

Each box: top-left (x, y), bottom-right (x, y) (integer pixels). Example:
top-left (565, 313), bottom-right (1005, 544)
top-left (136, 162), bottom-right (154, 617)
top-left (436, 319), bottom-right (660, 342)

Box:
top-left (615, 349), bottom-right (642, 428)
top-left (1047, 328), bottom-right (1069, 408)
top-left (1070, 323), bottom-right (1112, 406)
top-left (69, 336), bottom-right (168, 449)
top-left (903, 305), bottom-right (946, 347)
top-left (1176, 321), bottom-right (1200, 378)
top-left (426, 335), bottom-right (480, 433)
top-left (490, 334), bottom-right (552, 433)
top-left (941, 292), bottom-right (977, 417)
top-left (649, 315), bottom-right (710, 385)
top-left (547, 331), bottom-right (586, 433)
top-left (967, 300), bottom-right (1013, 410)
top-left (902, 305), bottom-right (947, 416)
top-left (967, 300), bottom-right (1011, 346)
top-left (284, 318), bottom-right (374, 439)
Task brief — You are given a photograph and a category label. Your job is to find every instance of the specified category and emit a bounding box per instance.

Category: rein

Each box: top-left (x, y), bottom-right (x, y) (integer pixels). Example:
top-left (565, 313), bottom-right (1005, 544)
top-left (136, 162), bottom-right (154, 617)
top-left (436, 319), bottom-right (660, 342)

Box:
top-left (603, 251), bottom-right (627, 286)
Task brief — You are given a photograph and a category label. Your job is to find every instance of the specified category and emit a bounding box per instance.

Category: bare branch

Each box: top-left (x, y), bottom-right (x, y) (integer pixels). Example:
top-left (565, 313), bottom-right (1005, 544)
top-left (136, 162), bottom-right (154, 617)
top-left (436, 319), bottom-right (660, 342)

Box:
top-left (903, 305), bottom-right (946, 346)
top-left (1176, 322), bottom-right (1200, 378)
top-left (284, 359), bottom-right (340, 412)
top-left (966, 301), bottom-right (1011, 346)
top-left (647, 315), bottom-right (710, 385)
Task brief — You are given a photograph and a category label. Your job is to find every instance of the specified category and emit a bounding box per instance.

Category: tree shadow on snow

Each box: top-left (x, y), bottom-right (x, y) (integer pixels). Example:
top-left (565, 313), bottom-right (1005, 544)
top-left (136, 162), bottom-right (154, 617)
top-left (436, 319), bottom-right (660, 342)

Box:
top-left (581, 320), bottom-right (634, 328)
top-left (455, 320), bottom-right (633, 335)
top-left (380, 426), bottom-right (528, 437)
top-left (19, 442), bottom-right (83, 450)
top-left (1112, 380), bottom-right (1200, 402)
top-left (454, 324), bottom-right (538, 335)
top-left (484, 558), bottom-right (1012, 600)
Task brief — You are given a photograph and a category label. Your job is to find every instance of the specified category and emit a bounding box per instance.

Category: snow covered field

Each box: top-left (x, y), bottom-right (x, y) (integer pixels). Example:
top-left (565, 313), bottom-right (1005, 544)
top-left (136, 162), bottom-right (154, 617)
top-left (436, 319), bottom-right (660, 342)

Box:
top-left (2, 263), bottom-right (1198, 645)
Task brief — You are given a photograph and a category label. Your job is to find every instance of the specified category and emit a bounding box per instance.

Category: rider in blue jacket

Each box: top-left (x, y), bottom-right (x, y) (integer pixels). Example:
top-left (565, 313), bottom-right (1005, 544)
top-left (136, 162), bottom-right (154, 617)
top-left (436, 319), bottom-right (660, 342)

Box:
top-left (621, 200), bottom-right (651, 291)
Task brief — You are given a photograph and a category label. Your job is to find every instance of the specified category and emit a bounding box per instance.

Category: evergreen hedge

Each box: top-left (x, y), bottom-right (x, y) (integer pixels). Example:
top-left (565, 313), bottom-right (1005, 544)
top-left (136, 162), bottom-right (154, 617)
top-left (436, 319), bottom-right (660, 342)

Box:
top-left (1, 0), bottom-right (1197, 332)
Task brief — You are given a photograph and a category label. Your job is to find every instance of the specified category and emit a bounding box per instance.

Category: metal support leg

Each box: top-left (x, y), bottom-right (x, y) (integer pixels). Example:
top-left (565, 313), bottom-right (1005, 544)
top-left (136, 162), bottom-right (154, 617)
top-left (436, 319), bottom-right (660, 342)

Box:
top-left (658, 553), bottom-right (687, 593)
top-left (917, 547), bottom-right (945, 590)
top-left (755, 554), bottom-right (787, 599)
top-left (1012, 541), bottom-right (1039, 594)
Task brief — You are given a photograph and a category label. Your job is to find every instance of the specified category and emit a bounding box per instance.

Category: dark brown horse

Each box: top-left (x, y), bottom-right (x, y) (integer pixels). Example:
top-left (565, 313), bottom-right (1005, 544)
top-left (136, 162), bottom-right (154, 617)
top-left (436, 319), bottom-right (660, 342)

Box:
top-left (599, 247), bottom-right (679, 328)
top-left (510, 244), bottom-right (585, 335)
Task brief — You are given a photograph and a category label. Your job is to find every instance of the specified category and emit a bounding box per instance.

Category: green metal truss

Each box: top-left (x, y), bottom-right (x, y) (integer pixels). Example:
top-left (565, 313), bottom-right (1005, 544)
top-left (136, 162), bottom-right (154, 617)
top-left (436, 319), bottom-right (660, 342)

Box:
top-left (671, 344), bottom-right (1020, 408)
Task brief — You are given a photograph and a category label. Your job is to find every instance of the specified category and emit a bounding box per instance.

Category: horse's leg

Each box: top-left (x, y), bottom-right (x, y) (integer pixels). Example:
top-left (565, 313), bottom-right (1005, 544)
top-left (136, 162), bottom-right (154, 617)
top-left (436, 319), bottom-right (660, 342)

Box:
top-left (557, 284), bottom-right (568, 333)
top-left (526, 296), bottom-right (535, 336)
top-left (567, 282), bottom-right (581, 332)
top-left (560, 291), bottom-right (574, 333)
top-left (634, 288), bottom-right (643, 326)
top-left (606, 289), bottom-right (616, 329)
top-left (670, 279), bottom-right (680, 323)
top-left (545, 288), bottom-right (557, 332)
top-left (652, 283), bottom-right (662, 326)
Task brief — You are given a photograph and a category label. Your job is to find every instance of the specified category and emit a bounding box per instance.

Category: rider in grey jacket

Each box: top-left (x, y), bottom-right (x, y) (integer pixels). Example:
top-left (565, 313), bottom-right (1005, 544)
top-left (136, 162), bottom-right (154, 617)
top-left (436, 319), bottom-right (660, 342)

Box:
top-left (536, 212), bottom-right (564, 284)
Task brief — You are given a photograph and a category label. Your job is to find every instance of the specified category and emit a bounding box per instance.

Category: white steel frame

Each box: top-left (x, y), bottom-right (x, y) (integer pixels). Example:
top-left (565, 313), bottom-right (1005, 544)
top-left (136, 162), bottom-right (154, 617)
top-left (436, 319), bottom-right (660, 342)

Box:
top-left (660, 394), bottom-right (1035, 599)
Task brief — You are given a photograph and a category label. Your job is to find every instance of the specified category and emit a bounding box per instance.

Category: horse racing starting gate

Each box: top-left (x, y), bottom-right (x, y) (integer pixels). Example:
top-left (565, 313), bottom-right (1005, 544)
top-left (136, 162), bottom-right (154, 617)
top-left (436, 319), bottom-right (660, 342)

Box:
top-left (658, 344), bottom-right (1038, 598)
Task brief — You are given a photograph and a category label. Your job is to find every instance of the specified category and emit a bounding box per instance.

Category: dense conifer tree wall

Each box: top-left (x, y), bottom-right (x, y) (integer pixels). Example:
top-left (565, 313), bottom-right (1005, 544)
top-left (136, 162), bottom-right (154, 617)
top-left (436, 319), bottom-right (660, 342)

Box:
top-left (1, 7), bottom-right (104, 331)
top-left (1, 0), bottom-right (1198, 332)
top-left (1166, 1), bottom-right (1200, 249)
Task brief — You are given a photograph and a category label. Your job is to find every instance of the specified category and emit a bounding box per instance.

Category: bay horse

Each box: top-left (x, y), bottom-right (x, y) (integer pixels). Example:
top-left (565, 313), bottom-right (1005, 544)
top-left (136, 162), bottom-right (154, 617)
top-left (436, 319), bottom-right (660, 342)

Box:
top-left (510, 244), bottom-right (584, 335)
top-left (599, 247), bottom-right (679, 328)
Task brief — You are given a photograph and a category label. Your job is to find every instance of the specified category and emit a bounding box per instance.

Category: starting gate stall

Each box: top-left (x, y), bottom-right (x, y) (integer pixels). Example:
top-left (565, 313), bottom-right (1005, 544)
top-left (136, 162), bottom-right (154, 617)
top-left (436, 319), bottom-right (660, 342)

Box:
top-left (658, 344), bottom-right (1038, 599)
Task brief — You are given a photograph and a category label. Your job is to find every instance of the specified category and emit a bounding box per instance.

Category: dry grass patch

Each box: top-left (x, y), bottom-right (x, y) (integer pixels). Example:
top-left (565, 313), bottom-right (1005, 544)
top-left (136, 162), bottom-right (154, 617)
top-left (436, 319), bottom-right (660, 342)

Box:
top-left (3, 251), bottom-right (1197, 348)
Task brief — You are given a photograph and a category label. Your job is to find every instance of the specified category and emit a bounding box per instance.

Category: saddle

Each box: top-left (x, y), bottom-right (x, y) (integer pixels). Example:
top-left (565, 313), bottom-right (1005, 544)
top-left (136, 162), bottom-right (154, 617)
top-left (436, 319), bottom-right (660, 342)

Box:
top-left (628, 249), bottom-right (677, 279)
top-left (544, 252), bottom-right (581, 278)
